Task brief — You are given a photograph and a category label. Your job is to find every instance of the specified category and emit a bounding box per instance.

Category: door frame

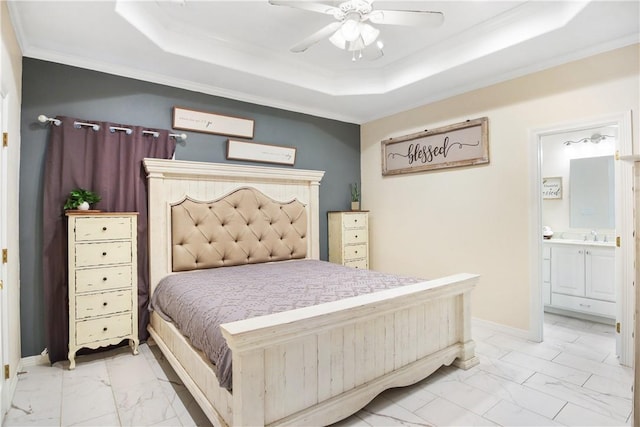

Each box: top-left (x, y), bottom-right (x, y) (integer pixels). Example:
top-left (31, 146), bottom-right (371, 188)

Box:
top-left (0, 92), bottom-right (7, 416)
top-left (529, 111), bottom-right (635, 366)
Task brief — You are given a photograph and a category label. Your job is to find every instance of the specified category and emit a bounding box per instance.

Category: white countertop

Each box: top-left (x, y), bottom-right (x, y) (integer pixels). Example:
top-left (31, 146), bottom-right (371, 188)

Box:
top-left (542, 238), bottom-right (615, 248)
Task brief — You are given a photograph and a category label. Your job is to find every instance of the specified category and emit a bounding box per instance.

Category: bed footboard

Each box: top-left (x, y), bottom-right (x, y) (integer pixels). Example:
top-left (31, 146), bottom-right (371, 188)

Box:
top-left (221, 272), bottom-right (479, 426)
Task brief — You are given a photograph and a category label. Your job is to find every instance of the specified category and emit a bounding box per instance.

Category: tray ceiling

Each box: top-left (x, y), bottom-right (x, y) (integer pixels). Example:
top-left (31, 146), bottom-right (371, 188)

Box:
top-left (7, 0), bottom-right (640, 123)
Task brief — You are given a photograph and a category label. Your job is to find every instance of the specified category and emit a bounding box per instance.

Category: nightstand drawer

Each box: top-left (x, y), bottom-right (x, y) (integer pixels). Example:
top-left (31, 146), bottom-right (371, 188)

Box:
top-left (74, 217), bottom-right (133, 241)
top-left (344, 244), bottom-right (367, 260)
top-left (76, 290), bottom-right (132, 319)
top-left (342, 213), bottom-right (368, 229)
top-left (344, 229), bottom-right (367, 244)
top-left (76, 314), bottom-right (132, 345)
top-left (75, 265), bottom-right (132, 293)
top-left (75, 242), bottom-right (132, 267)
top-left (345, 258), bottom-right (368, 269)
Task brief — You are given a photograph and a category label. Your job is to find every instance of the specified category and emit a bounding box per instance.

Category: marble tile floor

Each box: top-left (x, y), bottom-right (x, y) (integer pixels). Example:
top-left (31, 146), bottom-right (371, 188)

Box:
top-left (3, 313), bottom-right (632, 427)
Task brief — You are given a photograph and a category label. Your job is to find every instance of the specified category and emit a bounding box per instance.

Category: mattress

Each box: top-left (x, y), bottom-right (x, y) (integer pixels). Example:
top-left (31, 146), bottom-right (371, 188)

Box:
top-left (150, 259), bottom-right (422, 390)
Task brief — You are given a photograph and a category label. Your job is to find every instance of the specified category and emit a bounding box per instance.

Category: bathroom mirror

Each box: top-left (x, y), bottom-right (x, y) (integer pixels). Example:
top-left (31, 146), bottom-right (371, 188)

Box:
top-left (570, 155), bottom-right (614, 228)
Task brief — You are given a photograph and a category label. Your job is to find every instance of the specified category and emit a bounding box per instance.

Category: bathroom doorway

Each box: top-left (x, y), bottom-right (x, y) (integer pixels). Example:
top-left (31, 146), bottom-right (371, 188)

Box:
top-left (530, 112), bottom-right (635, 367)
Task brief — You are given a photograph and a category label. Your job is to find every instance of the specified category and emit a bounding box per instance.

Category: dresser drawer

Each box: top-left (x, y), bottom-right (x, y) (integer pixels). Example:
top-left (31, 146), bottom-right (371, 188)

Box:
top-left (344, 229), bottom-right (367, 244)
top-left (344, 244), bottom-right (367, 260)
top-left (74, 217), bottom-right (133, 241)
top-left (342, 213), bottom-right (368, 229)
top-left (76, 265), bottom-right (132, 293)
top-left (76, 290), bottom-right (132, 319)
top-left (551, 293), bottom-right (615, 318)
top-left (344, 258), bottom-right (368, 269)
top-left (75, 314), bottom-right (133, 345)
top-left (75, 242), bottom-right (132, 267)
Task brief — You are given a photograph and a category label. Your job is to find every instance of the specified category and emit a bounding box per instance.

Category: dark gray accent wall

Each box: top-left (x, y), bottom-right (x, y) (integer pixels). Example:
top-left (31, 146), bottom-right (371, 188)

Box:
top-left (20, 58), bottom-right (360, 357)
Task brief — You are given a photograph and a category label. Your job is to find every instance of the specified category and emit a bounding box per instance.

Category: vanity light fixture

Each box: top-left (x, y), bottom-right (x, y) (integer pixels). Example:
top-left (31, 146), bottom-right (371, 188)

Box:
top-left (563, 133), bottom-right (614, 146)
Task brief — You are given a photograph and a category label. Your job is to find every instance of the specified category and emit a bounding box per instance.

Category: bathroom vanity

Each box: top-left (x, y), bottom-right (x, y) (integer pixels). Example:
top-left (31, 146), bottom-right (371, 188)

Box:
top-left (543, 239), bottom-right (615, 320)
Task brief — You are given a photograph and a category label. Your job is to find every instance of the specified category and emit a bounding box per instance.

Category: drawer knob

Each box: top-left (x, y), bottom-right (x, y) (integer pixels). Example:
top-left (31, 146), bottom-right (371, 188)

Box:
top-left (102, 227), bottom-right (107, 231)
top-left (103, 327), bottom-right (108, 332)
top-left (102, 252), bottom-right (107, 256)
top-left (102, 277), bottom-right (107, 281)
top-left (355, 235), bottom-right (358, 238)
top-left (354, 250), bottom-right (358, 254)
top-left (103, 302), bottom-right (108, 307)
top-left (354, 219), bottom-right (358, 223)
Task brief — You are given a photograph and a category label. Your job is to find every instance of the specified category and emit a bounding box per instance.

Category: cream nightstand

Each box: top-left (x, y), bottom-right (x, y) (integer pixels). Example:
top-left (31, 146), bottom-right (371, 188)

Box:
top-left (328, 211), bottom-right (369, 269)
top-left (67, 212), bottom-right (139, 369)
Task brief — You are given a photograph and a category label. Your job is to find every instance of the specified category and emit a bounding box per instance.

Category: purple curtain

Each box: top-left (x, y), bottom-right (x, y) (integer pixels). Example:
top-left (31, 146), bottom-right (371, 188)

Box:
top-left (42, 116), bottom-right (176, 364)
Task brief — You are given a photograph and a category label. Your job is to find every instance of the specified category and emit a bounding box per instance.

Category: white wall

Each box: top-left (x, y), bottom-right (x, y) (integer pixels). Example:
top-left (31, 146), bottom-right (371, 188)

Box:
top-left (1, 0), bottom-right (22, 416)
top-left (361, 44), bottom-right (639, 332)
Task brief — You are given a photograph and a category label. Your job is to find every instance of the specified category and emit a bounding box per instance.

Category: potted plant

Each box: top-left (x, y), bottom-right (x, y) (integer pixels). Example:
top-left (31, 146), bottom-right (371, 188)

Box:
top-left (350, 182), bottom-right (360, 211)
top-left (64, 188), bottom-right (101, 211)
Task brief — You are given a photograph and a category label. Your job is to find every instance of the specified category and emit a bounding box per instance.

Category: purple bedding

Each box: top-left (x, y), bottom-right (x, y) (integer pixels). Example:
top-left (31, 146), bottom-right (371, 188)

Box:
top-left (149, 259), bottom-right (422, 390)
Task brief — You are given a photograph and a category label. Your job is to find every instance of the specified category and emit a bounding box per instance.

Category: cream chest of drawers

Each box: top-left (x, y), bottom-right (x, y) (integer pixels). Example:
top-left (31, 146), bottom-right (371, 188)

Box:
top-left (67, 212), bottom-right (139, 369)
top-left (328, 211), bottom-right (369, 269)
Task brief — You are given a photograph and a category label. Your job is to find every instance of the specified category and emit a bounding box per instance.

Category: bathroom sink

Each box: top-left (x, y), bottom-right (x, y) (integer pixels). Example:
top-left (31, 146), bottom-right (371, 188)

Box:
top-left (543, 238), bottom-right (615, 247)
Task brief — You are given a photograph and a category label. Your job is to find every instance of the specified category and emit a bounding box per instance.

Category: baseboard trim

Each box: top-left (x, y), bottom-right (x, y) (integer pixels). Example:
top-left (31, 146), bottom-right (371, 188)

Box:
top-left (19, 353), bottom-right (50, 368)
top-left (472, 317), bottom-right (533, 340)
top-left (544, 306), bottom-right (615, 326)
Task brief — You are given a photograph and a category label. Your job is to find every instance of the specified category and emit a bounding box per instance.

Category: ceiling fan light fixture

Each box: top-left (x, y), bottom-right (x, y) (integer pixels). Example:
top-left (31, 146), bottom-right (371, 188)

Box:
top-left (340, 15), bottom-right (361, 41)
top-left (359, 22), bottom-right (379, 45)
top-left (329, 31), bottom-right (348, 50)
top-left (329, 21), bottom-right (379, 51)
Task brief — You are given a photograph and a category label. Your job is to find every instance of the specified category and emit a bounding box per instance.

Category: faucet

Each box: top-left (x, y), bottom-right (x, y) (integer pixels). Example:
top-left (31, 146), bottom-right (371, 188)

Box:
top-left (590, 230), bottom-right (598, 242)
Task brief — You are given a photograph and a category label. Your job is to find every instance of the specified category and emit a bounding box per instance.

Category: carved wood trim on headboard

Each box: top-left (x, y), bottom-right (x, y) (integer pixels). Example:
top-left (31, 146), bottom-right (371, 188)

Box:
top-left (143, 159), bottom-right (325, 294)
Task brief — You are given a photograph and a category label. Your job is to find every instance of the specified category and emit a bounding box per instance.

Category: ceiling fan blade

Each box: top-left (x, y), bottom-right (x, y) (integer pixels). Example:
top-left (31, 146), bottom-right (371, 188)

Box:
top-left (291, 21), bottom-right (342, 52)
top-left (268, 0), bottom-right (338, 16)
top-left (368, 9), bottom-right (444, 27)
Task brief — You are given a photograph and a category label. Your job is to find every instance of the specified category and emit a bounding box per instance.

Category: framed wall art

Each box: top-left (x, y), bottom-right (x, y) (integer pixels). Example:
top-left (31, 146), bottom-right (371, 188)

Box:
top-left (381, 117), bottom-right (489, 176)
top-left (173, 106), bottom-right (254, 138)
top-left (542, 177), bottom-right (562, 199)
top-left (227, 139), bottom-right (296, 166)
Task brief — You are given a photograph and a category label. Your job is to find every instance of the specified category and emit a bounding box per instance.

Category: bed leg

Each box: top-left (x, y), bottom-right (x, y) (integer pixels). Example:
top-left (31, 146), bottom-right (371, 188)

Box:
top-left (453, 341), bottom-right (479, 370)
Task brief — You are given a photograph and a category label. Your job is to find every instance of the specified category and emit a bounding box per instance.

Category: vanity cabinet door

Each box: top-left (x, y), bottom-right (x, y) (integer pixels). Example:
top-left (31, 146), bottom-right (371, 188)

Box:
top-left (550, 246), bottom-right (585, 296)
top-left (585, 247), bottom-right (615, 302)
top-left (542, 246), bottom-right (551, 305)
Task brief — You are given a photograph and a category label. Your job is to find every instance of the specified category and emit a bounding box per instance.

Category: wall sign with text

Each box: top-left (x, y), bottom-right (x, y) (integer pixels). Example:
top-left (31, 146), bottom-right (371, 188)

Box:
top-left (173, 106), bottom-right (255, 138)
top-left (381, 117), bottom-right (489, 176)
top-left (227, 139), bottom-right (296, 166)
top-left (542, 177), bottom-right (562, 199)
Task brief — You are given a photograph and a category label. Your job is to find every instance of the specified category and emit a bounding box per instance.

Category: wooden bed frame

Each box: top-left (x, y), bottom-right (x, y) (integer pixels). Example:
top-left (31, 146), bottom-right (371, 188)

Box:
top-left (144, 158), bottom-right (479, 426)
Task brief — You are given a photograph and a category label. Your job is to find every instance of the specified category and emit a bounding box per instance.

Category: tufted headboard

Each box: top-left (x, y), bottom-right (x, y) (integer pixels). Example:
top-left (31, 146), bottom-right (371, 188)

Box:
top-left (144, 159), bottom-right (325, 295)
top-left (171, 187), bottom-right (308, 271)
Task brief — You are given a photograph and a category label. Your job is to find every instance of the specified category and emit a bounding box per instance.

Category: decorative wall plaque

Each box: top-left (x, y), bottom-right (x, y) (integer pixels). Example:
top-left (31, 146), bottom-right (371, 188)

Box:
top-left (382, 117), bottom-right (489, 176)
top-left (173, 106), bottom-right (254, 138)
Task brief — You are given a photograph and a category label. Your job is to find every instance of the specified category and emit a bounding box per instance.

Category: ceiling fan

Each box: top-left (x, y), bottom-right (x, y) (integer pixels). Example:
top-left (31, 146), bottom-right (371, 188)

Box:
top-left (269, 0), bottom-right (444, 60)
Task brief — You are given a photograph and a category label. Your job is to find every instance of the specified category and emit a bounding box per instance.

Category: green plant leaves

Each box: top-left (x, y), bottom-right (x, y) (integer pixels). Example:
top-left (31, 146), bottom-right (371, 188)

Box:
top-left (64, 188), bottom-right (101, 210)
